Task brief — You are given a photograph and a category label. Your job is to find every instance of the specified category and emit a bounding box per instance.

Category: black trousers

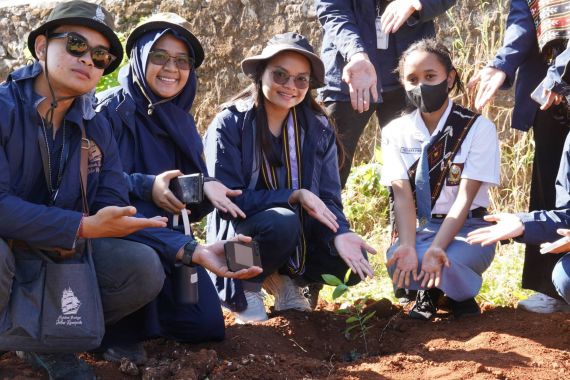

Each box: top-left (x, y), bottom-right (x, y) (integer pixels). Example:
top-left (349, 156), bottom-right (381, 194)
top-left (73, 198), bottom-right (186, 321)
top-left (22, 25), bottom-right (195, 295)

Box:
top-left (523, 104), bottom-right (570, 298)
top-left (325, 87), bottom-right (407, 188)
top-left (234, 207), bottom-right (361, 290)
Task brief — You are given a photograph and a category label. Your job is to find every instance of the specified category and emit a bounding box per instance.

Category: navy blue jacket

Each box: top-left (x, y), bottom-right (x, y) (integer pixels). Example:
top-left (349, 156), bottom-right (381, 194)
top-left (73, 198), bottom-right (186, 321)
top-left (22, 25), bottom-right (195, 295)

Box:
top-left (0, 62), bottom-right (193, 268)
top-left (97, 87), bottom-right (213, 227)
top-left (316, 0), bottom-right (456, 103)
top-left (204, 100), bottom-right (350, 246)
top-left (491, 0), bottom-right (570, 131)
top-left (519, 133), bottom-right (570, 244)
top-left (0, 63), bottom-right (126, 249)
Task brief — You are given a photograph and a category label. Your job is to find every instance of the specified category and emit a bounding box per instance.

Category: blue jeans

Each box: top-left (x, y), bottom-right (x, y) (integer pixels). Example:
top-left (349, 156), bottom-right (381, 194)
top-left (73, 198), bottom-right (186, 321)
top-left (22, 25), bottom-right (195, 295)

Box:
top-left (552, 253), bottom-right (570, 304)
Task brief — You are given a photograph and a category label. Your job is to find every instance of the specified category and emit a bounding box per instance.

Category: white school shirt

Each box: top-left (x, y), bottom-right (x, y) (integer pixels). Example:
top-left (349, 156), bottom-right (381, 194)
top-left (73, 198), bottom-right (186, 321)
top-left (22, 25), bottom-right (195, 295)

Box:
top-left (380, 100), bottom-right (500, 215)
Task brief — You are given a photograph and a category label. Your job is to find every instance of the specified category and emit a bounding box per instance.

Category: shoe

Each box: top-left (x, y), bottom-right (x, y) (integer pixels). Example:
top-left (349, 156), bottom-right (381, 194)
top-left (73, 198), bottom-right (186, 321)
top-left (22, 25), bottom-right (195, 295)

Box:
top-left (395, 288), bottom-right (418, 305)
top-left (303, 283), bottom-right (323, 309)
top-left (235, 290), bottom-right (268, 324)
top-left (103, 342), bottom-right (147, 365)
top-left (17, 351), bottom-right (95, 380)
top-left (450, 297), bottom-right (480, 318)
top-left (263, 273), bottom-right (311, 312)
top-left (517, 293), bottom-right (570, 313)
top-left (409, 290), bottom-right (437, 321)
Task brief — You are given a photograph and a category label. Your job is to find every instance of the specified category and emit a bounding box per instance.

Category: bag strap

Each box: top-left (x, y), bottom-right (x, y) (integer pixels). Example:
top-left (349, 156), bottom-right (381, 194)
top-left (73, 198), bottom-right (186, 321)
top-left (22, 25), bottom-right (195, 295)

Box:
top-left (428, 113), bottom-right (479, 206)
top-left (80, 126), bottom-right (90, 215)
top-left (407, 104), bottom-right (480, 208)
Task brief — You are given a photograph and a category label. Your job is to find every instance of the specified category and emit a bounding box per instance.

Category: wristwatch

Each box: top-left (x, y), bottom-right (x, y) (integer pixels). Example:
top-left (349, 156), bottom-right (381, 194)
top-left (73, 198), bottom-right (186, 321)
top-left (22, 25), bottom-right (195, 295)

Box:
top-left (181, 240), bottom-right (199, 267)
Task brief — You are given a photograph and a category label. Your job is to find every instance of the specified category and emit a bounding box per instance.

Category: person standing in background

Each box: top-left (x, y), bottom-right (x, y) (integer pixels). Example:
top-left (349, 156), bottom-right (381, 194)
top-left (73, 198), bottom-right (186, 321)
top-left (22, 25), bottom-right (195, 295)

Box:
top-left (315, 0), bottom-right (456, 187)
top-left (469, 0), bottom-right (570, 313)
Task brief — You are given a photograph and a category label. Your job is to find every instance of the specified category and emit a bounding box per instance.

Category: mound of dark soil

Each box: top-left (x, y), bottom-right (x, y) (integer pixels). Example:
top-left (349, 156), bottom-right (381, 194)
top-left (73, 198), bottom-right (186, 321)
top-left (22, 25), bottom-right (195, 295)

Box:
top-left (1, 299), bottom-right (569, 379)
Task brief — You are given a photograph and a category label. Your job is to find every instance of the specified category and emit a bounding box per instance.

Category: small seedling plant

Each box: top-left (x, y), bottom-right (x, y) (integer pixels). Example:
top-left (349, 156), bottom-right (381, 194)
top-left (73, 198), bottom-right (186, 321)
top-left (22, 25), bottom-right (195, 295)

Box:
top-left (322, 270), bottom-right (376, 356)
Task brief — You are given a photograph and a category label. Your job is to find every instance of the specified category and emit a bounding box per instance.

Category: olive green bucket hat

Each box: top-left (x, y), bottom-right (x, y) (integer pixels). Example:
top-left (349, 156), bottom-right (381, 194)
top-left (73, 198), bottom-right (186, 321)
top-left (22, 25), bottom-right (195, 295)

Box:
top-left (27, 0), bottom-right (123, 75)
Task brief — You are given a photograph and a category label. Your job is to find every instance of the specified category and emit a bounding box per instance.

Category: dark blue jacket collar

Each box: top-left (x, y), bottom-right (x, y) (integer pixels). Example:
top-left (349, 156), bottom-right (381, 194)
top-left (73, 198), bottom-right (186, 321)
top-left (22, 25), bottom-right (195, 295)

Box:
top-left (7, 61), bottom-right (97, 127)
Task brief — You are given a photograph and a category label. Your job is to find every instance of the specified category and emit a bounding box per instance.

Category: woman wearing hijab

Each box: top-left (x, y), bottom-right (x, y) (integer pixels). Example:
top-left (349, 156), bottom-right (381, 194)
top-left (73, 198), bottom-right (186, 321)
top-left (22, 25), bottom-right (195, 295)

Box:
top-left (96, 13), bottom-right (253, 364)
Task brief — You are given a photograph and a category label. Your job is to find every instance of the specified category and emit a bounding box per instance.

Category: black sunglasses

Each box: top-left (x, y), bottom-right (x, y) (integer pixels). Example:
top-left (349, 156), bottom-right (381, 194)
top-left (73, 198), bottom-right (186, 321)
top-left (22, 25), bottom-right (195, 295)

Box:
top-left (271, 69), bottom-right (311, 89)
top-left (148, 50), bottom-right (194, 71)
top-left (49, 32), bottom-right (116, 71)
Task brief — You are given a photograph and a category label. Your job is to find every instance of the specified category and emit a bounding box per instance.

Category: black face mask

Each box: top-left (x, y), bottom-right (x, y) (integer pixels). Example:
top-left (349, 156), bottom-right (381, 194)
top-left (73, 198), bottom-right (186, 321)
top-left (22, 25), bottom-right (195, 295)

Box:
top-left (405, 79), bottom-right (449, 113)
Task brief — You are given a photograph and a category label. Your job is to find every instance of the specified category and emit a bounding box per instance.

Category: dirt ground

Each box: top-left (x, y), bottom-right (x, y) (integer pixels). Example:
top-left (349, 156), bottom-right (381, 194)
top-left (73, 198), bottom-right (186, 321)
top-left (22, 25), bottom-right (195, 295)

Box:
top-left (1, 298), bottom-right (569, 380)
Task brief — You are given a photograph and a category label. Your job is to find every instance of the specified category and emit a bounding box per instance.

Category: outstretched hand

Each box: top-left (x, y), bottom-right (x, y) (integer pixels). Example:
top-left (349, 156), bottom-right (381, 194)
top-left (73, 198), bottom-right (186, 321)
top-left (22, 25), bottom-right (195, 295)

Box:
top-left (81, 206), bottom-right (167, 238)
top-left (342, 52), bottom-right (378, 113)
top-left (386, 244), bottom-right (418, 288)
top-left (540, 228), bottom-right (570, 254)
top-left (334, 232), bottom-right (376, 281)
top-left (466, 213), bottom-right (524, 246)
top-left (289, 189), bottom-right (339, 232)
top-left (417, 247), bottom-right (450, 288)
top-left (468, 67), bottom-right (506, 110)
top-left (193, 234), bottom-right (263, 280)
top-left (204, 180), bottom-right (245, 218)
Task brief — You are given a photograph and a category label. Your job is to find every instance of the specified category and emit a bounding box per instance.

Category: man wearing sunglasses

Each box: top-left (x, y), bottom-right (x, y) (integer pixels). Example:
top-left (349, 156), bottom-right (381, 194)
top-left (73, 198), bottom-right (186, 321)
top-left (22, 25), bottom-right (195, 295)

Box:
top-left (0, 3), bottom-right (261, 378)
top-left (0, 2), bottom-right (162, 379)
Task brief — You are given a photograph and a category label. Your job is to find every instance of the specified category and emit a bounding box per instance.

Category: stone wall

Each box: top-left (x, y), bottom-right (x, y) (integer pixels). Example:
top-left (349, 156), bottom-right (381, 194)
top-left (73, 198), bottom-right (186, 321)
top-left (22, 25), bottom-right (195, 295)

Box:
top-left (0, 0), bottom-right (507, 131)
top-left (0, 0), bottom-right (321, 130)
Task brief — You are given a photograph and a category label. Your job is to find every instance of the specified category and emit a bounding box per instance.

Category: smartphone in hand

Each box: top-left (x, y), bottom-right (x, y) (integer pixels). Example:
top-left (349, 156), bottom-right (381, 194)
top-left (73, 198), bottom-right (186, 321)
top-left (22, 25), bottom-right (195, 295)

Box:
top-left (224, 241), bottom-right (261, 272)
top-left (540, 236), bottom-right (570, 254)
top-left (169, 173), bottom-right (204, 204)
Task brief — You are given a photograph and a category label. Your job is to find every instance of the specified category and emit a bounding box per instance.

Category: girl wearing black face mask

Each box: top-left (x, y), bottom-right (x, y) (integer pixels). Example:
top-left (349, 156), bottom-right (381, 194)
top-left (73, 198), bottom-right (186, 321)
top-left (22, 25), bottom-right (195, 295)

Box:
top-left (380, 39), bottom-right (500, 320)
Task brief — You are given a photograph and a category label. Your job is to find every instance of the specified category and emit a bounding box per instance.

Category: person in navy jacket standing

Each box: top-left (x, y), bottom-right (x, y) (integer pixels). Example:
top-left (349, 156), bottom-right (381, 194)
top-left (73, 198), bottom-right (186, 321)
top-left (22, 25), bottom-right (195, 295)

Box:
top-left (96, 13), bottom-right (260, 363)
top-left (205, 33), bottom-right (376, 324)
top-left (469, 0), bottom-right (570, 313)
top-left (315, 0), bottom-right (456, 187)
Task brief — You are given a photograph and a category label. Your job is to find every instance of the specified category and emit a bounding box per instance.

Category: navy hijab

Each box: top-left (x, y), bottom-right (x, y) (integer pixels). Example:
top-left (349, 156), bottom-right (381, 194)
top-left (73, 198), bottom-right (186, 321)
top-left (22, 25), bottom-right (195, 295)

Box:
top-left (118, 29), bottom-right (207, 176)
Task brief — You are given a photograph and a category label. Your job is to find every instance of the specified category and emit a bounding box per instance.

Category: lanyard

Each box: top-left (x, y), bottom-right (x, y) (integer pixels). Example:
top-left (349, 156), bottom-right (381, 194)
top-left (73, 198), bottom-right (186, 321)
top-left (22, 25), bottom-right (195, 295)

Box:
top-left (260, 107), bottom-right (307, 276)
top-left (37, 117), bottom-right (70, 204)
top-left (261, 107), bottom-right (302, 190)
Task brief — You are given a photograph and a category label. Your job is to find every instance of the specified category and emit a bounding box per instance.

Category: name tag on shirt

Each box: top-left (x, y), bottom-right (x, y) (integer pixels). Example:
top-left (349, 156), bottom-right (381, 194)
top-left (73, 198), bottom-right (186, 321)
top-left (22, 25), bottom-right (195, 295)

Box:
top-left (375, 17), bottom-right (389, 49)
top-left (400, 147), bottom-right (421, 154)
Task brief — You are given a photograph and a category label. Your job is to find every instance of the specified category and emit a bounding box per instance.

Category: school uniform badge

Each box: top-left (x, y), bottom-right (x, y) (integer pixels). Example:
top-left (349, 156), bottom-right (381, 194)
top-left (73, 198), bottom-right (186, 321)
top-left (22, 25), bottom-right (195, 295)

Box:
top-left (446, 163), bottom-right (463, 186)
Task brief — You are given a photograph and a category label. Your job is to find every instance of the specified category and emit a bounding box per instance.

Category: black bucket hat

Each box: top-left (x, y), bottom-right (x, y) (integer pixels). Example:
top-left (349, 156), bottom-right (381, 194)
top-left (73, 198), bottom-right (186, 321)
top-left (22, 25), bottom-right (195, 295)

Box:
top-left (126, 12), bottom-right (204, 68)
top-left (241, 32), bottom-right (325, 88)
top-left (27, 0), bottom-right (123, 75)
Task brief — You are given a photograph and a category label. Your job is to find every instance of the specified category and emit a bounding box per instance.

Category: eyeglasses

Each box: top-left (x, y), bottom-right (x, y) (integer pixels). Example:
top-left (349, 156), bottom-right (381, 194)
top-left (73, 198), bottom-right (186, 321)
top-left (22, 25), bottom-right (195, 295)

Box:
top-left (271, 69), bottom-right (311, 89)
top-left (148, 50), bottom-right (194, 71)
top-left (49, 32), bottom-right (116, 71)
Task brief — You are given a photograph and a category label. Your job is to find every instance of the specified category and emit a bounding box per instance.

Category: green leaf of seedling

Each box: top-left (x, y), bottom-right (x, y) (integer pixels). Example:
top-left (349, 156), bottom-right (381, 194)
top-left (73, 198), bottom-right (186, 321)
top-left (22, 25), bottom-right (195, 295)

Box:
top-left (332, 284), bottom-right (348, 299)
top-left (343, 268), bottom-right (352, 284)
top-left (345, 324), bottom-right (359, 334)
top-left (362, 311), bottom-right (376, 323)
top-left (345, 316), bottom-right (359, 324)
top-left (322, 274), bottom-right (343, 286)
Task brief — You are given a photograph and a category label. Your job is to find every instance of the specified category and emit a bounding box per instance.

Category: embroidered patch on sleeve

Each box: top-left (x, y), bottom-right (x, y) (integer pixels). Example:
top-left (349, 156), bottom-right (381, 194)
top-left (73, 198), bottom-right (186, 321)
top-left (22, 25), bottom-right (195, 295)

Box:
top-left (88, 140), bottom-right (102, 174)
